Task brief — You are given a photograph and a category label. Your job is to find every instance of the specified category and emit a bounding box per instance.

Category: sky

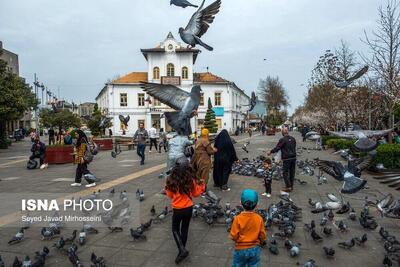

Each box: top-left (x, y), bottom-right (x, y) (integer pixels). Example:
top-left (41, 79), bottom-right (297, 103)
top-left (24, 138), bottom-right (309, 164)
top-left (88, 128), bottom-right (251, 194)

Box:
top-left (0, 0), bottom-right (382, 114)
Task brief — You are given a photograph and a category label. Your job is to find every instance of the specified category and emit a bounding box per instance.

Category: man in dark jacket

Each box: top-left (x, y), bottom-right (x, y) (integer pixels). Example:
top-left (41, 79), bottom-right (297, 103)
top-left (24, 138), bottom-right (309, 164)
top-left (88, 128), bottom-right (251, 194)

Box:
top-left (30, 136), bottom-right (46, 167)
top-left (48, 128), bottom-right (55, 145)
top-left (133, 122), bottom-right (148, 165)
top-left (268, 127), bottom-right (296, 192)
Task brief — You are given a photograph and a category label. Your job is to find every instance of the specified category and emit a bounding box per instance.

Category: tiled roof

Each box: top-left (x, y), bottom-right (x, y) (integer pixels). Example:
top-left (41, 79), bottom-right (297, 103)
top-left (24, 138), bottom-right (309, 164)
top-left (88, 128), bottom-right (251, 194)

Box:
top-left (113, 72), bottom-right (148, 84)
top-left (194, 72), bottom-right (229, 83)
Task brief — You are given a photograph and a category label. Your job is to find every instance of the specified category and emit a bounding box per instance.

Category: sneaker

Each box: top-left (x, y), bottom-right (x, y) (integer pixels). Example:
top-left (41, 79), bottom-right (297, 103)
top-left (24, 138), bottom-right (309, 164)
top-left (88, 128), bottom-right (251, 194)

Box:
top-left (261, 193), bottom-right (271, 198)
top-left (85, 183), bottom-right (96, 188)
top-left (221, 185), bottom-right (231, 192)
top-left (40, 163), bottom-right (48, 169)
top-left (71, 183), bottom-right (82, 187)
top-left (149, 150), bottom-right (152, 153)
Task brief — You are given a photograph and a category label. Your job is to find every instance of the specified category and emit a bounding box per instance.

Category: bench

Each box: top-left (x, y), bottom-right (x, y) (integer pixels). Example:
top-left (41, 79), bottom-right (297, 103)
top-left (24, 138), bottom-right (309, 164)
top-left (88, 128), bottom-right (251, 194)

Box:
top-left (115, 139), bottom-right (135, 151)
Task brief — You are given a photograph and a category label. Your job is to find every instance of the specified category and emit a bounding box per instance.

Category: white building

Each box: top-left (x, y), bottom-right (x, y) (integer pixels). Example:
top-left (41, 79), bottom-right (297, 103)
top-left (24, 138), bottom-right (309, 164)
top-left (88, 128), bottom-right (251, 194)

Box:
top-left (96, 33), bottom-right (250, 136)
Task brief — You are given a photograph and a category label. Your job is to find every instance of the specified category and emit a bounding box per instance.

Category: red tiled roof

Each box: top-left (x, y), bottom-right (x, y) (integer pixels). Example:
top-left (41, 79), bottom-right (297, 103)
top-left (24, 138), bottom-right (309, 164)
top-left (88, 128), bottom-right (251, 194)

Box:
top-left (113, 72), bottom-right (148, 84)
top-left (194, 72), bottom-right (229, 83)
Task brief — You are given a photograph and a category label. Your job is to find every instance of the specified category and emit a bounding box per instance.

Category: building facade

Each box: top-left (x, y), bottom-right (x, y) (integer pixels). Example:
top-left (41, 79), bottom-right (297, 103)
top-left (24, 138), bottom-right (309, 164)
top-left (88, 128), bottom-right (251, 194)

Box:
top-left (96, 33), bottom-right (250, 136)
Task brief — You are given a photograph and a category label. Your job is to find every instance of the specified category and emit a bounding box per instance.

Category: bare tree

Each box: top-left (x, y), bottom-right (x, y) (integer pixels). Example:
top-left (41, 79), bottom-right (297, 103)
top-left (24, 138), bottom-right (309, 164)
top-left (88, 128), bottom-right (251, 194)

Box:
top-left (362, 0), bottom-right (400, 127)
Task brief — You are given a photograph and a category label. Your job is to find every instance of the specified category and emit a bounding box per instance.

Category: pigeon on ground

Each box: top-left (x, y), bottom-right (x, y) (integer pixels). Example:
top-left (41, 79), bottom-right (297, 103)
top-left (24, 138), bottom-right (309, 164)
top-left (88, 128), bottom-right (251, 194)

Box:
top-left (320, 213), bottom-right (328, 226)
top-left (67, 244), bottom-right (83, 267)
top-left (12, 256), bottom-right (22, 267)
top-left (383, 255), bottom-right (393, 266)
top-left (65, 230), bottom-right (77, 244)
top-left (171, 0), bottom-right (198, 8)
top-left (336, 220), bottom-right (348, 232)
top-left (268, 239), bottom-right (279, 255)
top-left (328, 209), bottom-right (334, 220)
top-left (349, 208), bottom-right (357, 221)
top-left (178, 0), bottom-right (222, 51)
top-left (328, 65), bottom-right (369, 88)
top-left (323, 246), bottom-right (335, 258)
top-left (33, 246), bottom-right (49, 266)
top-left (78, 230), bottom-right (86, 245)
top-left (41, 227), bottom-right (56, 240)
top-left (150, 205), bottom-right (156, 216)
top-left (53, 237), bottom-right (65, 249)
top-left (91, 252), bottom-right (106, 267)
top-left (130, 228), bottom-right (146, 241)
top-left (108, 227), bottom-right (123, 233)
top-left (354, 233), bottom-right (367, 245)
top-left (83, 223), bottom-right (99, 234)
top-left (338, 238), bottom-right (355, 249)
top-left (302, 259), bottom-right (316, 267)
top-left (0, 256), bottom-right (4, 267)
top-left (8, 228), bottom-right (25, 244)
top-left (337, 202), bottom-right (350, 214)
top-left (141, 83), bottom-right (202, 135)
top-left (304, 220), bottom-right (315, 232)
top-left (109, 188), bottom-right (115, 197)
top-left (310, 229), bottom-right (323, 242)
top-left (139, 190), bottom-right (145, 202)
top-left (323, 227), bottom-right (333, 236)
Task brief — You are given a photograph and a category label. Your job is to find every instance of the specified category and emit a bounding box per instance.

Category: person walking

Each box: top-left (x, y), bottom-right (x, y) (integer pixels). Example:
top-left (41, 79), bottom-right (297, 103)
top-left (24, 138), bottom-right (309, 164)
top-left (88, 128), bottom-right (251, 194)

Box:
top-left (29, 135), bottom-right (47, 169)
top-left (213, 129), bottom-right (238, 191)
top-left (158, 128), bottom-right (168, 153)
top-left (134, 122), bottom-right (148, 165)
top-left (148, 124), bottom-right (158, 153)
top-left (48, 128), bottom-right (55, 146)
top-left (268, 127), bottom-right (297, 192)
top-left (71, 130), bottom-right (95, 188)
top-left (191, 128), bottom-right (217, 189)
top-left (165, 157), bottom-right (205, 264)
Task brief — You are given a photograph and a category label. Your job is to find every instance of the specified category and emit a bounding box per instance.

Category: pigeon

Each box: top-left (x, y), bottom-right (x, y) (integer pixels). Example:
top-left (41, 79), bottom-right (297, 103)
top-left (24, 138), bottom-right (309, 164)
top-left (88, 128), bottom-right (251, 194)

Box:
top-left (118, 115), bottom-right (130, 128)
top-left (21, 256), bottom-right (32, 267)
top-left (338, 238), bottom-right (355, 249)
top-left (150, 205), bottom-right (156, 216)
top-left (310, 229), bottom-right (323, 242)
top-left (302, 259), bottom-right (316, 267)
top-left (170, 0), bottom-right (198, 8)
top-left (53, 237), bottom-right (66, 249)
top-left (383, 255), bottom-right (393, 266)
top-left (243, 92), bottom-right (257, 112)
top-left (109, 188), bottom-right (115, 197)
top-left (0, 256), bottom-right (4, 267)
top-left (323, 246), bottom-right (335, 258)
top-left (304, 220), bottom-right (315, 232)
top-left (242, 141), bottom-right (250, 153)
top-left (337, 220), bottom-right (348, 232)
top-left (354, 233), bottom-right (367, 245)
top-left (328, 209), bottom-right (334, 221)
top-left (316, 158), bottom-right (367, 194)
top-left (141, 83), bottom-right (202, 135)
top-left (268, 239), bottom-right (279, 255)
top-left (12, 256), bottom-right (22, 267)
top-left (323, 227), bottom-right (333, 236)
top-left (120, 190), bottom-right (128, 200)
top-left (178, 0), bottom-right (222, 51)
top-left (136, 189), bottom-right (140, 200)
top-left (108, 226), bottom-right (123, 233)
top-left (308, 198), bottom-right (318, 207)
top-left (139, 190), bottom-right (145, 202)
top-left (8, 228), bottom-right (25, 244)
top-left (41, 227), bottom-right (56, 240)
top-left (91, 252), bottom-right (106, 267)
top-left (67, 244), bottom-right (83, 267)
top-left (130, 228), bottom-right (146, 241)
top-left (328, 65), bottom-right (369, 88)
top-left (78, 230), bottom-right (86, 245)
top-left (320, 213), bottom-right (328, 226)
top-left (83, 173), bottom-right (100, 184)
top-left (33, 246), bottom-right (49, 266)
top-left (65, 230), bottom-right (77, 244)
top-left (349, 208), bottom-right (357, 220)
top-left (83, 223), bottom-right (99, 234)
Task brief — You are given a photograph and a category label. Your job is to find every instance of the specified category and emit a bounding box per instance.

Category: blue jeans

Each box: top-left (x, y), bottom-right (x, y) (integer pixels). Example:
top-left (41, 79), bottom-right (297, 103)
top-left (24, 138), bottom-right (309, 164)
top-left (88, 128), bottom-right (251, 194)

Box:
top-left (232, 246), bottom-right (261, 267)
top-left (137, 144), bottom-right (146, 164)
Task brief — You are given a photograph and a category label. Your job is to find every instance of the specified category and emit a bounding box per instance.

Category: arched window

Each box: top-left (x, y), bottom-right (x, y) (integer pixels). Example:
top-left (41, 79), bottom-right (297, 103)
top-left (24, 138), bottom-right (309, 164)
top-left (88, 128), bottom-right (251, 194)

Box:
top-left (167, 63), bottom-right (175, 77)
top-left (153, 67), bottom-right (160, 80)
top-left (182, 67), bottom-right (189, 79)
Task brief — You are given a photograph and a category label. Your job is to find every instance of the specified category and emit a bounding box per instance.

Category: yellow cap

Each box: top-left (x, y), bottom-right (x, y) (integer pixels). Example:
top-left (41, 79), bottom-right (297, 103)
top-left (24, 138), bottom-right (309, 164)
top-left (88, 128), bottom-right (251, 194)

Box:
top-left (201, 128), bottom-right (209, 137)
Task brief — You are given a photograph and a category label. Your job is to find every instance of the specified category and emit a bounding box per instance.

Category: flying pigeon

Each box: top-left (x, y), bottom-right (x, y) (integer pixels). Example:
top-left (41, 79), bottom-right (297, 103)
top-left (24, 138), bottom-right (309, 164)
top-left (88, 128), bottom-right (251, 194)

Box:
top-left (170, 0), bottom-right (198, 8)
top-left (141, 83), bottom-right (202, 135)
top-left (316, 158), bottom-right (368, 194)
top-left (328, 129), bottom-right (392, 152)
top-left (328, 65), bottom-right (369, 88)
top-left (99, 117), bottom-right (112, 129)
top-left (241, 141), bottom-right (250, 153)
top-left (372, 171), bottom-right (400, 192)
top-left (119, 115), bottom-right (130, 127)
top-left (243, 92), bottom-right (257, 112)
top-left (178, 0), bottom-right (222, 51)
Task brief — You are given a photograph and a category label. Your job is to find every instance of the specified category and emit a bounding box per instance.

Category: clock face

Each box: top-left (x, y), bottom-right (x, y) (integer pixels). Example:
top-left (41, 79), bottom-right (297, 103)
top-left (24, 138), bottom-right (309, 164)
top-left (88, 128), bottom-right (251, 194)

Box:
top-left (168, 44), bottom-right (174, 51)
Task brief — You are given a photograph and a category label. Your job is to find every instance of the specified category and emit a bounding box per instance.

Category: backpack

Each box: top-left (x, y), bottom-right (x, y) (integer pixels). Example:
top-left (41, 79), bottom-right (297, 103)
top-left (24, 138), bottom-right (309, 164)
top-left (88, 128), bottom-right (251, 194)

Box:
top-left (83, 142), bottom-right (96, 163)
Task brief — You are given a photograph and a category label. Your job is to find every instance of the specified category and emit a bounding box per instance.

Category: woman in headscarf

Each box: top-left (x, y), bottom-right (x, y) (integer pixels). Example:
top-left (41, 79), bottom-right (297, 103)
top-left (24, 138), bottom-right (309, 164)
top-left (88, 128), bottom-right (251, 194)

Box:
top-left (213, 129), bottom-right (238, 191)
top-left (191, 128), bottom-right (217, 189)
top-left (71, 130), bottom-right (96, 188)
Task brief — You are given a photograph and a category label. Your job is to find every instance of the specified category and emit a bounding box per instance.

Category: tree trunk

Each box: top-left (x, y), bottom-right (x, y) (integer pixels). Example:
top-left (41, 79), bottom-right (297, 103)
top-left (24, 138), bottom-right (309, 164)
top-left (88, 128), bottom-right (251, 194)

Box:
top-left (0, 119), bottom-right (9, 149)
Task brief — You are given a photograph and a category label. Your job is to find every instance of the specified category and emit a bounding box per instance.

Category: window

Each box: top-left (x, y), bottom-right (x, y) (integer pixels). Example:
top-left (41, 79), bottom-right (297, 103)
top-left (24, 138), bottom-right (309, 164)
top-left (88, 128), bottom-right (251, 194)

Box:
top-left (153, 67), bottom-right (160, 80)
top-left (153, 98), bottom-right (161, 106)
top-left (167, 63), bottom-right (175, 77)
top-left (182, 67), bottom-right (189, 79)
top-left (120, 93), bottom-right (127, 107)
top-left (215, 92), bottom-right (221, 106)
top-left (200, 93), bottom-right (204, 106)
top-left (138, 93), bottom-right (145, 106)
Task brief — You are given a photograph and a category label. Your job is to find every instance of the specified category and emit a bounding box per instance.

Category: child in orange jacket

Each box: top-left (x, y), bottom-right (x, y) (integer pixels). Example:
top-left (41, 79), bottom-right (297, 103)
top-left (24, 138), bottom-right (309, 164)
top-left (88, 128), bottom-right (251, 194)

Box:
top-left (230, 189), bottom-right (266, 267)
top-left (165, 157), bottom-right (205, 265)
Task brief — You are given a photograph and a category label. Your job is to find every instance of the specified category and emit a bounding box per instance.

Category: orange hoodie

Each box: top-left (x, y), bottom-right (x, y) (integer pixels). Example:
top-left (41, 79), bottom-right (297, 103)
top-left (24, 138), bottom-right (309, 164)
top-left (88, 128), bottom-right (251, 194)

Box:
top-left (229, 211), bottom-right (267, 250)
top-left (165, 180), bottom-right (205, 209)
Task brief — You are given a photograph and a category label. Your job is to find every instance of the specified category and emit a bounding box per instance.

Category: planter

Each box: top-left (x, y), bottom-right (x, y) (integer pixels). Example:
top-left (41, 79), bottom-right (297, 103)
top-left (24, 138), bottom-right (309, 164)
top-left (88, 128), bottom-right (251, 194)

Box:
top-left (45, 145), bottom-right (74, 164)
top-left (267, 129), bottom-right (275, 136)
top-left (93, 138), bottom-right (113, 150)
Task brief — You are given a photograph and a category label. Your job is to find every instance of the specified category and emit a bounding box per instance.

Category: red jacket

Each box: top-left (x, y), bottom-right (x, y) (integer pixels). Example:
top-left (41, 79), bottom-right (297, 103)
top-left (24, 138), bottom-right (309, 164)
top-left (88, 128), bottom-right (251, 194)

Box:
top-left (165, 180), bottom-right (205, 209)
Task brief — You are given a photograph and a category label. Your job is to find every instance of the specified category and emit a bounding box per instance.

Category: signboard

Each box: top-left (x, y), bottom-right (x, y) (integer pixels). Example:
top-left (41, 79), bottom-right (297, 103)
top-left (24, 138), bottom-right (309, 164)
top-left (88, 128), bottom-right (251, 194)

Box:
top-left (161, 76), bottom-right (181, 85)
top-left (212, 107), bottom-right (224, 117)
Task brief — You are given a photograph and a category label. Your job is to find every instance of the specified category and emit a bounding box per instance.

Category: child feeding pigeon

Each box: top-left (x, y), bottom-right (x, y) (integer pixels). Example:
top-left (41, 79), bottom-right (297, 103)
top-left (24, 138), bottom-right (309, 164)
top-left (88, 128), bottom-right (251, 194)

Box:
top-left (261, 158), bottom-right (273, 198)
top-left (165, 157), bottom-right (206, 264)
top-left (229, 189), bottom-right (266, 266)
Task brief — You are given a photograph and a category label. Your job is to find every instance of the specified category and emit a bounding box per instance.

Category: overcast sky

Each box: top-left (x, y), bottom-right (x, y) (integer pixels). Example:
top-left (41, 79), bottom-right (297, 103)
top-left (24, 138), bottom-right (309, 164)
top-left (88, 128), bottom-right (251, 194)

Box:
top-left (0, 0), bottom-right (382, 113)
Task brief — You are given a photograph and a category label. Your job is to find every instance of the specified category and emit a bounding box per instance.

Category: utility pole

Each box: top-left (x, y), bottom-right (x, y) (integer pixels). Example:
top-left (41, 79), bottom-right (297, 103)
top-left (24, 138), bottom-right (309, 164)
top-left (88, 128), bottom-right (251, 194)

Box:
top-left (34, 73), bottom-right (39, 133)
